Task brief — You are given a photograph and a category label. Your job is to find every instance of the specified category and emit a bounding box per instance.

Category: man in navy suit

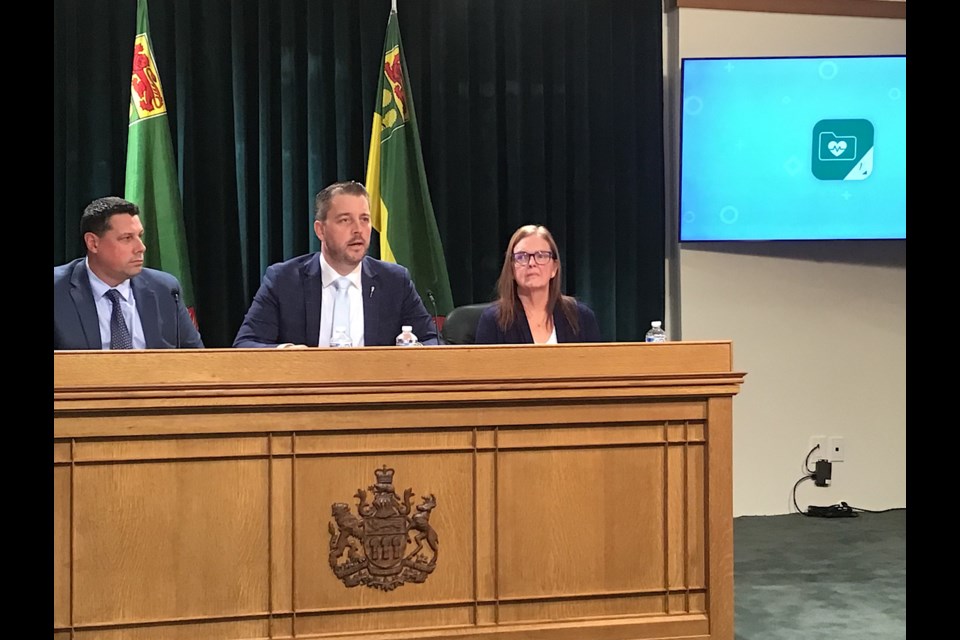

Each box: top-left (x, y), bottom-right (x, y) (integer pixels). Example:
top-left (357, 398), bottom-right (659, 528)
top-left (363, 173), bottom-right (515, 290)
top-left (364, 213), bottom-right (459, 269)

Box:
top-left (233, 181), bottom-right (438, 348)
top-left (54, 196), bottom-right (204, 350)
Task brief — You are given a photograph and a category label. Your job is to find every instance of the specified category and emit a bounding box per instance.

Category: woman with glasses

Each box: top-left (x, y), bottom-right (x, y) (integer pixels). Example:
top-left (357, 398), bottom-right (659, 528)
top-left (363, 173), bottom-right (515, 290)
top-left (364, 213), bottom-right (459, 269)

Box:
top-left (474, 224), bottom-right (601, 344)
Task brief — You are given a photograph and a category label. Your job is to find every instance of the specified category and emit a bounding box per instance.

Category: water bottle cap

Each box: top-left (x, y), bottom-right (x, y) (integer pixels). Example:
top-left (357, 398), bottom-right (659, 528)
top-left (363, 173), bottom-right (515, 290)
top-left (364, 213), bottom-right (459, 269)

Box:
top-left (402, 325), bottom-right (413, 332)
top-left (651, 321), bottom-right (662, 328)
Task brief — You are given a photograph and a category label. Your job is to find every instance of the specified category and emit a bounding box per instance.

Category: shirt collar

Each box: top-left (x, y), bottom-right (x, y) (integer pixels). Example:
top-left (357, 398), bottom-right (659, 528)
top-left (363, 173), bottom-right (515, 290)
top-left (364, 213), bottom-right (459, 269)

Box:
top-left (85, 257), bottom-right (133, 301)
top-left (319, 253), bottom-right (362, 290)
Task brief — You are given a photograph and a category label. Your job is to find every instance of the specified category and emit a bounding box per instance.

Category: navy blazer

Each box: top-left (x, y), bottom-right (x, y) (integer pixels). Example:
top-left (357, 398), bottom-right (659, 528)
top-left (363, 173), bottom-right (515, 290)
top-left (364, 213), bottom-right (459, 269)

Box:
top-left (474, 299), bottom-right (601, 344)
top-left (233, 254), bottom-right (439, 347)
top-left (54, 258), bottom-right (204, 350)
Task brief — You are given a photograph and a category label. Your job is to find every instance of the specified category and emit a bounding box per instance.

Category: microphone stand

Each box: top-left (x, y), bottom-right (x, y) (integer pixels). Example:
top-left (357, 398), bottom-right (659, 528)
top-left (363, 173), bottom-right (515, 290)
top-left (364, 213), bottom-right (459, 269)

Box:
top-left (426, 289), bottom-right (442, 344)
top-left (172, 289), bottom-right (181, 349)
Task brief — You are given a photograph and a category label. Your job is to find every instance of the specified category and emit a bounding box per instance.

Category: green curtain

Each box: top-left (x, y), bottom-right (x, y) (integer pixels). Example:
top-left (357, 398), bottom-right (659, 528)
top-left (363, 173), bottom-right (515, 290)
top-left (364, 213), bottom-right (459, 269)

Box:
top-left (54, 0), bottom-right (665, 348)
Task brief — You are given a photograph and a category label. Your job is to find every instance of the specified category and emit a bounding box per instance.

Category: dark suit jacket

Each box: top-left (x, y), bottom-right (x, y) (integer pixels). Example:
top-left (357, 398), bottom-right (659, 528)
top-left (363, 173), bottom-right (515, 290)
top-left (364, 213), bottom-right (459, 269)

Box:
top-left (232, 254), bottom-right (438, 347)
top-left (474, 299), bottom-right (602, 344)
top-left (54, 258), bottom-right (204, 350)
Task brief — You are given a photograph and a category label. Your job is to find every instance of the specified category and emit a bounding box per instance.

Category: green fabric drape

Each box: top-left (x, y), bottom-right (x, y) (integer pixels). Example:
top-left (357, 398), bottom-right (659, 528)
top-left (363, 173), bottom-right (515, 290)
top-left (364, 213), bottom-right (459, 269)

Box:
top-left (54, 0), bottom-right (665, 348)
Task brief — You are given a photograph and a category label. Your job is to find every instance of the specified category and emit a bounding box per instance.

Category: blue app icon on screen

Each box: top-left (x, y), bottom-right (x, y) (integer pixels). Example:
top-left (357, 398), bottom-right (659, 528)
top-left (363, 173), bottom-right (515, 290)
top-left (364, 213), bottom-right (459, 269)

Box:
top-left (812, 119), bottom-right (874, 181)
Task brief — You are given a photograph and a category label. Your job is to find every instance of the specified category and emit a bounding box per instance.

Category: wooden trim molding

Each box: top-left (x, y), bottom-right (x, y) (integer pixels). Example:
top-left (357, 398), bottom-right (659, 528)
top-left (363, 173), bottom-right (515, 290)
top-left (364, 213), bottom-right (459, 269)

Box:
top-left (673, 0), bottom-right (906, 19)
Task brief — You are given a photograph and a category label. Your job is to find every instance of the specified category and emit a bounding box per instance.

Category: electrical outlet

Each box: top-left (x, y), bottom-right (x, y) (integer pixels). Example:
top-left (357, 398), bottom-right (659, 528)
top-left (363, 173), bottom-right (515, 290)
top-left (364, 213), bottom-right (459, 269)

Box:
top-left (808, 436), bottom-right (828, 461)
top-left (828, 436), bottom-right (845, 462)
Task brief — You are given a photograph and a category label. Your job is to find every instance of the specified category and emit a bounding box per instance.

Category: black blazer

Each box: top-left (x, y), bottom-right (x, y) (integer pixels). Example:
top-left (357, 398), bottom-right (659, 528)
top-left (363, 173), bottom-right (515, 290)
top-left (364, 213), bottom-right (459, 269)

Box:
top-left (473, 300), bottom-right (601, 344)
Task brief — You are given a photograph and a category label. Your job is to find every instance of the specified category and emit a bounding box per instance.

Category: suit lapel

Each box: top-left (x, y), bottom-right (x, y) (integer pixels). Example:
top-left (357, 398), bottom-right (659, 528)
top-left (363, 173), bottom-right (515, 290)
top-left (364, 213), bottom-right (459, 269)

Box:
top-left (68, 261), bottom-right (104, 349)
top-left (362, 258), bottom-right (380, 346)
top-left (132, 278), bottom-right (163, 348)
top-left (303, 255), bottom-right (323, 347)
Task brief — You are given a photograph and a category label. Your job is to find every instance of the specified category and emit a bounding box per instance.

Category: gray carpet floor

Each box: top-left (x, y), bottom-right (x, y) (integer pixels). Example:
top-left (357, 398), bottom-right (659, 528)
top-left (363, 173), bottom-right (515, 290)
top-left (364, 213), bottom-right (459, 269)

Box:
top-left (734, 509), bottom-right (906, 640)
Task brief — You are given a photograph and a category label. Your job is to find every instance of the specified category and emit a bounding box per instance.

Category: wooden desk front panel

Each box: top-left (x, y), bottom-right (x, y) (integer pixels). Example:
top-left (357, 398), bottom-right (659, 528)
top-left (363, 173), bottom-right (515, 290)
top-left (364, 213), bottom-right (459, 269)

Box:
top-left (54, 345), bottom-right (740, 640)
top-left (55, 422), bottom-right (707, 638)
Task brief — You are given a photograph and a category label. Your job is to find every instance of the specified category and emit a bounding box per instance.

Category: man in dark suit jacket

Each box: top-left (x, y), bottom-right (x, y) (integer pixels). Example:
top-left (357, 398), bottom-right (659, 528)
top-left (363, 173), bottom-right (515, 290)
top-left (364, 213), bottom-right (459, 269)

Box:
top-left (233, 181), bottom-right (437, 348)
top-left (54, 197), bottom-right (203, 350)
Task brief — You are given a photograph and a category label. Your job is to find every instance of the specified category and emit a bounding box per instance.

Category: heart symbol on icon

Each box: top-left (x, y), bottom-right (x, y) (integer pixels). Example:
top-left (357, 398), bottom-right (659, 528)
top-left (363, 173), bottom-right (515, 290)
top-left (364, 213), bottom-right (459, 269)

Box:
top-left (827, 140), bottom-right (848, 157)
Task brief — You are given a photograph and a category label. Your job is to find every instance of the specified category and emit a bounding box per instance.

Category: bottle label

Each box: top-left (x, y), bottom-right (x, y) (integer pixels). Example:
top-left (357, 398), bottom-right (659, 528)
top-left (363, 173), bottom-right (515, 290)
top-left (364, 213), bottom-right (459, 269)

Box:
top-left (396, 331), bottom-right (419, 346)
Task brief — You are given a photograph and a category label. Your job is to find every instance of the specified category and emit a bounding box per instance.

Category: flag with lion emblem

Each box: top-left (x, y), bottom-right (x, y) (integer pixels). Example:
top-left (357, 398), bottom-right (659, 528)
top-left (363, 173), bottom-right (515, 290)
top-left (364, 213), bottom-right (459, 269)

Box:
top-left (365, 8), bottom-right (454, 317)
top-left (124, 0), bottom-right (197, 323)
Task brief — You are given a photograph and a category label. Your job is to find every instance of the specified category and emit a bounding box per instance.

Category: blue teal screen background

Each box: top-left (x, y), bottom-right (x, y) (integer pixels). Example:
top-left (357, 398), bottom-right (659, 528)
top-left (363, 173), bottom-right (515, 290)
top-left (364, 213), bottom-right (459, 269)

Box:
top-left (679, 56), bottom-right (906, 241)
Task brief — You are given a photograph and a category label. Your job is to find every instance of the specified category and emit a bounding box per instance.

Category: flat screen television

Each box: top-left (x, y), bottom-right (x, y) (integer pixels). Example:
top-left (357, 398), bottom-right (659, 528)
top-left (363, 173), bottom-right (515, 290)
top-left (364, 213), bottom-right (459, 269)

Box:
top-left (678, 55), bottom-right (906, 241)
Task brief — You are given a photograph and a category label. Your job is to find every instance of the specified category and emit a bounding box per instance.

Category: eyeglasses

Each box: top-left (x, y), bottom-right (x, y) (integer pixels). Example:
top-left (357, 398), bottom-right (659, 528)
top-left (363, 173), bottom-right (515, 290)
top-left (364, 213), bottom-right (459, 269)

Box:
top-left (512, 250), bottom-right (556, 266)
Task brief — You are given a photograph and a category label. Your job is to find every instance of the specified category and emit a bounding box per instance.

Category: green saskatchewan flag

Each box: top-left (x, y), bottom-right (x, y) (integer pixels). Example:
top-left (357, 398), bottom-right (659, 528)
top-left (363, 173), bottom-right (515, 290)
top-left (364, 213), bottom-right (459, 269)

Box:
top-left (365, 10), bottom-right (454, 317)
top-left (124, 0), bottom-right (197, 323)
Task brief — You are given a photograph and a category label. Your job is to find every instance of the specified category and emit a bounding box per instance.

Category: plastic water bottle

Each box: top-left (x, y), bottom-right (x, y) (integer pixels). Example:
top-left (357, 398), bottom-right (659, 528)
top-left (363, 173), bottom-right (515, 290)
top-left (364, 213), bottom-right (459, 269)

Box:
top-left (330, 326), bottom-right (353, 348)
top-left (395, 325), bottom-right (420, 347)
top-left (645, 320), bottom-right (667, 343)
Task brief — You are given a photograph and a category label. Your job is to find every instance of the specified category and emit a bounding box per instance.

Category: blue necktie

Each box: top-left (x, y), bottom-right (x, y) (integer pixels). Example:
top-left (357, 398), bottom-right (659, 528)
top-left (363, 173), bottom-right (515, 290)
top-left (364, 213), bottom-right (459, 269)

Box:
top-left (332, 277), bottom-right (351, 340)
top-left (105, 289), bottom-right (133, 350)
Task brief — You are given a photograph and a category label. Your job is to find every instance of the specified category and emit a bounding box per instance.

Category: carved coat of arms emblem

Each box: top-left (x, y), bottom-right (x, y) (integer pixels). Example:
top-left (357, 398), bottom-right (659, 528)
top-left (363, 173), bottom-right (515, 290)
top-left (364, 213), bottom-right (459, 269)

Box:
top-left (328, 466), bottom-right (439, 591)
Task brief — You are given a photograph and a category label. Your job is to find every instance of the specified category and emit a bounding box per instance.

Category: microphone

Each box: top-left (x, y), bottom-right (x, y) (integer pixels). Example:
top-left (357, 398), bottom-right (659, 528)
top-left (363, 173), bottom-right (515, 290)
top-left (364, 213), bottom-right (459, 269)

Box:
top-left (426, 289), bottom-right (441, 344)
top-left (171, 287), bottom-right (181, 349)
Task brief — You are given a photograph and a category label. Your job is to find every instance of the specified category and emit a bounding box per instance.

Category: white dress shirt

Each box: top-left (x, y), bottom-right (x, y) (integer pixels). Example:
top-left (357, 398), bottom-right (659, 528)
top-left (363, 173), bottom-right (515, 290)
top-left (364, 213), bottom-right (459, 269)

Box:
top-left (317, 253), bottom-right (365, 347)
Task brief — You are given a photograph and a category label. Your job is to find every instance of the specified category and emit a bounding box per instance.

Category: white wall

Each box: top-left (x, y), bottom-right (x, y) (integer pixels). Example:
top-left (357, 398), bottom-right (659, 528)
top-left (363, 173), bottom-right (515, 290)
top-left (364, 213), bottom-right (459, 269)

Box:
top-left (664, 8), bottom-right (906, 515)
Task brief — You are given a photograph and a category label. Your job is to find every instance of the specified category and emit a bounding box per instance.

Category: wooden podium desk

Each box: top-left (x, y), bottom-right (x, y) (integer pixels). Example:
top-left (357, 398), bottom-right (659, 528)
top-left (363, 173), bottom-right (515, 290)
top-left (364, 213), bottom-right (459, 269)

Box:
top-left (54, 342), bottom-right (744, 640)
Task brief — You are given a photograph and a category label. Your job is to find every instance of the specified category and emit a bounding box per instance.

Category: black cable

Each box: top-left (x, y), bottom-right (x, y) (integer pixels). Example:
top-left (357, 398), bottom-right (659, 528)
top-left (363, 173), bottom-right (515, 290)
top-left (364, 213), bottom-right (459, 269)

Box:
top-left (790, 445), bottom-right (823, 515)
top-left (807, 501), bottom-right (857, 517)
top-left (804, 444), bottom-right (819, 473)
top-left (849, 506), bottom-right (906, 514)
top-left (794, 445), bottom-right (903, 517)
top-left (792, 474), bottom-right (816, 515)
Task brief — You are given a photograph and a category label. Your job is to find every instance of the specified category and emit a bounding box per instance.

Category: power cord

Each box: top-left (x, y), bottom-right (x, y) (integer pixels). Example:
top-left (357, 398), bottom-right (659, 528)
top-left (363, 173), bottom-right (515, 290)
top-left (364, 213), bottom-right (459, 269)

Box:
top-left (792, 444), bottom-right (856, 517)
top-left (791, 474), bottom-right (817, 515)
top-left (848, 505), bottom-right (906, 514)
top-left (791, 444), bottom-right (819, 515)
top-left (804, 443), bottom-right (818, 474)
top-left (792, 445), bottom-right (905, 517)
top-left (806, 502), bottom-right (857, 518)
